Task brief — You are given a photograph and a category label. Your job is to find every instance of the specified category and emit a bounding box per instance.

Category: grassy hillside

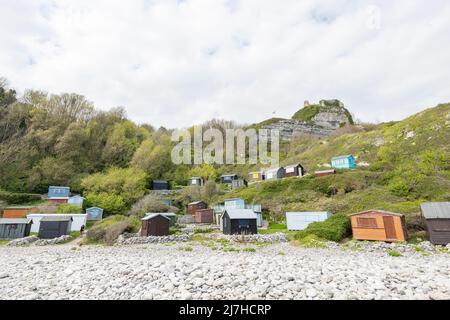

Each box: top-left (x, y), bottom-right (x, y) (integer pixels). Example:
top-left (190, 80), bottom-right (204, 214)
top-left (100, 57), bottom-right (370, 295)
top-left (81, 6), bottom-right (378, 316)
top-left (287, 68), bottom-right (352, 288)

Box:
top-left (218, 103), bottom-right (450, 224)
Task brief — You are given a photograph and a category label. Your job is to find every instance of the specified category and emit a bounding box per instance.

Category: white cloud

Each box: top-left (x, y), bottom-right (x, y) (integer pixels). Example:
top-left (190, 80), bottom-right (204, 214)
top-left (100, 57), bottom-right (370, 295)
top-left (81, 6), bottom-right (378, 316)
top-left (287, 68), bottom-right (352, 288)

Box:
top-left (1, 0), bottom-right (449, 127)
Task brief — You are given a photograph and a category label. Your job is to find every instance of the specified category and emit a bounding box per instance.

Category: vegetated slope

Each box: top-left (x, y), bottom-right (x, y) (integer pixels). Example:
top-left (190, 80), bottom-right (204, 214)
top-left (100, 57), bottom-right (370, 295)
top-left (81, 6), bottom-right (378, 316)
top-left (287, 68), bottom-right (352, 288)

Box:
top-left (222, 103), bottom-right (450, 222)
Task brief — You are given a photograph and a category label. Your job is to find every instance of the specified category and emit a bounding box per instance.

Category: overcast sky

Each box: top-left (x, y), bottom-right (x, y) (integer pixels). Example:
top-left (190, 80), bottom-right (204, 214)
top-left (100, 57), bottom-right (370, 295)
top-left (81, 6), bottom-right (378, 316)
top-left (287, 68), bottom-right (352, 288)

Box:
top-left (1, 0), bottom-right (449, 128)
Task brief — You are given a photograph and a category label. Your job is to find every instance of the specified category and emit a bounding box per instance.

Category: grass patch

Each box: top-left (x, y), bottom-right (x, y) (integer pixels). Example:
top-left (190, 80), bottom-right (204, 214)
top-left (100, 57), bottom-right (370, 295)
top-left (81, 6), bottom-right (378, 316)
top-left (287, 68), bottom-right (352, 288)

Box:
top-left (223, 247), bottom-right (240, 252)
top-left (388, 250), bottom-right (402, 257)
top-left (85, 215), bottom-right (141, 245)
top-left (278, 252), bottom-right (286, 256)
top-left (243, 247), bottom-right (256, 253)
top-left (413, 245), bottom-right (425, 252)
top-left (178, 246), bottom-right (193, 252)
top-left (193, 228), bottom-right (215, 234)
top-left (0, 240), bottom-right (9, 246)
top-left (342, 241), bottom-right (364, 251)
top-left (293, 234), bottom-right (328, 248)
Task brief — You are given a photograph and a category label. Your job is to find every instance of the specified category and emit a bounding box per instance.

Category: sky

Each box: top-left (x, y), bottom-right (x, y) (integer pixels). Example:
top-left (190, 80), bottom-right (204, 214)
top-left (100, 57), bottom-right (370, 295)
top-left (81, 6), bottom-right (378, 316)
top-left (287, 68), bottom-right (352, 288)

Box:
top-left (1, 0), bottom-right (450, 128)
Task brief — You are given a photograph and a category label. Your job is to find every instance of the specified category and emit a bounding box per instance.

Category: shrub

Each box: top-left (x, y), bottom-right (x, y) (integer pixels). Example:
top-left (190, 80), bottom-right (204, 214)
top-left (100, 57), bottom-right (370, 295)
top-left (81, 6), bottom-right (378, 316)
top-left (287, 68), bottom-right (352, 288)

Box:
top-left (86, 215), bottom-right (140, 244)
top-left (128, 193), bottom-right (175, 218)
top-left (0, 190), bottom-right (42, 204)
top-left (294, 214), bottom-right (351, 242)
top-left (56, 204), bottom-right (83, 214)
top-left (85, 192), bottom-right (127, 216)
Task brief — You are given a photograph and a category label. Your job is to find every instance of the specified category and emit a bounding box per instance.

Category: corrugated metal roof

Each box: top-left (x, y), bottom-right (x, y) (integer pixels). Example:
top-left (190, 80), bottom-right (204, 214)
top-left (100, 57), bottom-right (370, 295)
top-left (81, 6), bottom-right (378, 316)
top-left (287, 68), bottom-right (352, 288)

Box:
top-left (265, 167), bottom-right (282, 172)
top-left (0, 218), bottom-right (32, 225)
top-left (40, 216), bottom-right (73, 222)
top-left (225, 209), bottom-right (257, 220)
top-left (142, 213), bottom-right (170, 221)
top-left (285, 163), bottom-right (301, 169)
top-left (146, 212), bottom-right (176, 217)
top-left (421, 202), bottom-right (450, 219)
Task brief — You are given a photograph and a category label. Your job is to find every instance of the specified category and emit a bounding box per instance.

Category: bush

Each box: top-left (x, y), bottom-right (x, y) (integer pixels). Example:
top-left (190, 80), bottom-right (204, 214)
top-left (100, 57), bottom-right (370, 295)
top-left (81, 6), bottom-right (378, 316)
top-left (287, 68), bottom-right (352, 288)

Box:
top-left (294, 214), bottom-right (351, 242)
top-left (128, 193), bottom-right (174, 218)
top-left (0, 190), bottom-right (42, 204)
top-left (85, 192), bottom-right (127, 216)
top-left (295, 234), bottom-right (328, 248)
top-left (86, 215), bottom-right (140, 244)
top-left (56, 204), bottom-right (83, 214)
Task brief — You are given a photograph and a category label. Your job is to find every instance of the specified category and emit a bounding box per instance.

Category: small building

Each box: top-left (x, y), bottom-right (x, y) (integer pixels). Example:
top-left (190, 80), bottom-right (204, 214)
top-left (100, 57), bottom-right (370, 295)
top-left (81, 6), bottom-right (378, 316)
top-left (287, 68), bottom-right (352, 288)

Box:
top-left (231, 179), bottom-right (248, 190)
top-left (38, 216), bottom-right (73, 239)
top-left (315, 169), bottom-right (336, 177)
top-left (284, 164), bottom-right (304, 178)
top-left (141, 214), bottom-right (170, 237)
top-left (68, 195), bottom-right (84, 207)
top-left (286, 212), bottom-right (333, 231)
top-left (189, 177), bottom-right (204, 187)
top-left (0, 219), bottom-right (33, 239)
top-left (331, 155), bottom-right (356, 169)
top-left (220, 174), bottom-right (239, 184)
top-left (28, 214), bottom-right (87, 233)
top-left (47, 186), bottom-right (70, 204)
top-left (224, 198), bottom-right (246, 210)
top-left (420, 202), bottom-right (450, 245)
top-left (350, 210), bottom-right (407, 242)
top-left (151, 180), bottom-right (170, 191)
top-left (1, 206), bottom-right (38, 219)
top-left (146, 212), bottom-right (177, 227)
top-left (265, 167), bottom-right (285, 180)
top-left (248, 171), bottom-right (265, 183)
top-left (187, 201), bottom-right (208, 215)
top-left (222, 209), bottom-right (258, 235)
top-left (195, 209), bottom-right (214, 224)
top-left (86, 207), bottom-right (104, 221)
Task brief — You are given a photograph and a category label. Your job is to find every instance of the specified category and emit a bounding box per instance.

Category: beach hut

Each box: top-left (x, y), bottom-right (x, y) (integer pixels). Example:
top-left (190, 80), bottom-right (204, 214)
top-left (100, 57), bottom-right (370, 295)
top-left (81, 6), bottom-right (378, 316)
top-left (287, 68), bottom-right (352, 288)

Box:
top-left (86, 207), bottom-right (104, 221)
top-left (265, 167), bottom-right (285, 180)
top-left (141, 214), bottom-right (170, 237)
top-left (248, 171), bottom-right (265, 183)
top-left (1, 206), bottom-right (38, 219)
top-left (146, 212), bottom-right (177, 227)
top-left (331, 155), bottom-right (356, 169)
top-left (350, 210), bottom-right (407, 242)
top-left (195, 209), bottom-right (214, 224)
top-left (0, 219), bottom-right (33, 239)
top-left (231, 179), bottom-right (248, 189)
top-left (315, 169), bottom-right (336, 177)
top-left (47, 186), bottom-right (70, 204)
top-left (220, 174), bottom-right (239, 184)
top-left (151, 180), bottom-right (169, 191)
top-left (284, 164), bottom-right (304, 178)
top-left (28, 214), bottom-right (87, 233)
top-left (420, 202), bottom-right (450, 245)
top-left (286, 212), bottom-right (333, 231)
top-left (224, 198), bottom-right (246, 210)
top-left (38, 216), bottom-right (73, 239)
top-left (68, 195), bottom-right (84, 207)
top-left (187, 201), bottom-right (208, 215)
top-left (222, 209), bottom-right (258, 235)
top-left (189, 177), bottom-right (204, 187)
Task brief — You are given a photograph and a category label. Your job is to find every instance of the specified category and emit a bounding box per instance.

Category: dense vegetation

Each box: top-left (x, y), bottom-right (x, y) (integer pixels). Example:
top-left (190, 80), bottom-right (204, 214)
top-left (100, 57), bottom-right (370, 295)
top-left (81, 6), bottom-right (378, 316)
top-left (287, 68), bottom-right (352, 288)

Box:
top-left (1, 77), bottom-right (449, 224)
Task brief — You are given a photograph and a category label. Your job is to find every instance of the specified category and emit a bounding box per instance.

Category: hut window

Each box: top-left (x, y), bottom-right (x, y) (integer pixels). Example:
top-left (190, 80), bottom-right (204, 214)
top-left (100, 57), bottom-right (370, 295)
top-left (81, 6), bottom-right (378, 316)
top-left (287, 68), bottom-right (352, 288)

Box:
top-left (356, 217), bottom-right (377, 228)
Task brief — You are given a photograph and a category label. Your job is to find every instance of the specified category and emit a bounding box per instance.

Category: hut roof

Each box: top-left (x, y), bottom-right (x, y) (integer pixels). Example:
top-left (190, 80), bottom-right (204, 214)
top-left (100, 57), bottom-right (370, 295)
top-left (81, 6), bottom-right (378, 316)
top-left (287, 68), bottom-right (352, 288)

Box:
top-left (3, 206), bottom-right (36, 209)
top-left (40, 216), bottom-right (73, 222)
top-left (142, 213), bottom-right (171, 221)
top-left (86, 207), bottom-right (104, 211)
top-left (420, 202), bottom-right (450, 219)
top-left (146, 212), bottom-right (176, 217)
top-left (285, 163), bottom-right (301, 169)
top-left (265, 167), bottom-right (282, 173)
top-left (153, 180), bottom-right (168, 183)
top-left (331, 155), bottom-right (353, 161)
top-left (0, 218), bottom-right (32, 225)
top-left (225, 209), bottom-right (257, 220)
top-left (350, 209), bottom-right (404, 217)
top-left (188, 201), bottom-right (205, 205)
top-left (221, 174), bottom-right (237, 178)
top-left (315, 169), bottom-right (336, 173)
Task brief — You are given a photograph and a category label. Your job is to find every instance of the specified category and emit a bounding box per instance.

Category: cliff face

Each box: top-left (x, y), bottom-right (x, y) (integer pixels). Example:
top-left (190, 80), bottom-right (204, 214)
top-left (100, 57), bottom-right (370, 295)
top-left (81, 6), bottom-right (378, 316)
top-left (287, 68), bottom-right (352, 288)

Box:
top-left (260, 100), bottom-right (353, 141)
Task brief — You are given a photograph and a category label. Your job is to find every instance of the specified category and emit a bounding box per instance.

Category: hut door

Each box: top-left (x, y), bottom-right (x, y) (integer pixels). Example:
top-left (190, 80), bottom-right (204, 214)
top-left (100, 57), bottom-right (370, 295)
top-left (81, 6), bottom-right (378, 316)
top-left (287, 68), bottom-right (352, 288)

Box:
top-left (383, 216), bottom-right (397, 240)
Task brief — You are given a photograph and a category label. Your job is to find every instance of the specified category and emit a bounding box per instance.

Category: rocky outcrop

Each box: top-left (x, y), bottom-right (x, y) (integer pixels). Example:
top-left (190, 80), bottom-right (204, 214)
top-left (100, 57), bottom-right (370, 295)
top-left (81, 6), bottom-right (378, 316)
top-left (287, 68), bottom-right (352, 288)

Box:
top-left (260, 99), bottom-right (353, 141)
